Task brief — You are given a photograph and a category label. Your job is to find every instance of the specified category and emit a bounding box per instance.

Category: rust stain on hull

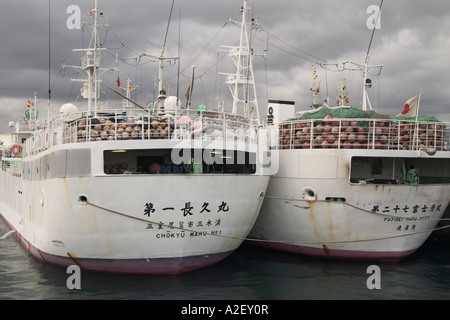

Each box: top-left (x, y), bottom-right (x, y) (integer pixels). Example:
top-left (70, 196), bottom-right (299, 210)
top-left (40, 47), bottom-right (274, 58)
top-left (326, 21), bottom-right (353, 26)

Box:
top-left (67, 252), bottom-right (83, 269)
top-left (322, 244), bottom-right (331, 256)
top-left (308, 202), bottom-right (321, 241)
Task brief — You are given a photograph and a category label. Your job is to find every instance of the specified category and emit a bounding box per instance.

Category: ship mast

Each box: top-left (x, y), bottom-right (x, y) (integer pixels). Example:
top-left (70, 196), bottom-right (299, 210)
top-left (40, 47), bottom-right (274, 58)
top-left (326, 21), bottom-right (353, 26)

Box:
top-left (141, 0), bottom-right (178, 115)
top-left (337, 78), bottom-right (347, 107)
top-left (64, 0), bottom-right (117, 115)
top-left (341, 58), bottom-right (382, 111)
top-left (220, 0), bottom-right (260, 120)
top-left (361, 0), bottom-right (383, 111)
top-left (141, 50), bottom-right (179, 114)
top-left (362, 56), bottom-right (376, 111)
top-left (310, 66), bottom-right (320, 107)
top-left (340, 0), bottom-right (383, 111)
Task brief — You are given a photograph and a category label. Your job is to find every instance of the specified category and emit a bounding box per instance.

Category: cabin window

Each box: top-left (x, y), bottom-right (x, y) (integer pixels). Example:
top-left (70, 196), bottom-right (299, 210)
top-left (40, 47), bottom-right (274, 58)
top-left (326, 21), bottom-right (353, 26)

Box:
top-left (103, 149), bottom-right (256, 174)
top-left (350, 156), bottom-right (450, 185)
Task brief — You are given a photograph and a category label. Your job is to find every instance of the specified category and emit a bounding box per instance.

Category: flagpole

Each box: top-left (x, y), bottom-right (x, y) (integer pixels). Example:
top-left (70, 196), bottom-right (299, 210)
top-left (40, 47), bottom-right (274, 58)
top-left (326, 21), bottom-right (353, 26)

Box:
top-left (416, 90), bottom-right (421, 122)
top-left (185, 65), bottom-right (195, 110)
top-left (415, 90), bottom-right (422, 150)
top-left (48, 0), bottom-right (51, 128)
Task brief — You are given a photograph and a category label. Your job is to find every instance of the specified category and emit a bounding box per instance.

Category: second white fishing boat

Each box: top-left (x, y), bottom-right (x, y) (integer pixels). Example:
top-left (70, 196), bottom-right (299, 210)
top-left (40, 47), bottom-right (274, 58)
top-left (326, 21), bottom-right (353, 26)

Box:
top-left (249, 64), bottom-right (450, 260)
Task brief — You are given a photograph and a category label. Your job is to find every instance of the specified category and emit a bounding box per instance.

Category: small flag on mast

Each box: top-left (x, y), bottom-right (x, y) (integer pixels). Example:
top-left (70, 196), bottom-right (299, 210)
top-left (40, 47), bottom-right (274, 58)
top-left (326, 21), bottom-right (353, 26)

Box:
top-left (27, 101), bottom-right (32, 108)
top-left (185, 66), bottom-right (196, 108)
top-left (116, 76), bottom-right (121, 87)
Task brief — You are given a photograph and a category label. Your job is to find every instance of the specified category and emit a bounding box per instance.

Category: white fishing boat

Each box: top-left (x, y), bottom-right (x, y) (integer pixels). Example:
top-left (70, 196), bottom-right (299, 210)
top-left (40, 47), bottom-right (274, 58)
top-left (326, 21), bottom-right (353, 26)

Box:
top-left (249, 61), bottom-right (450, 260)
top-left (0, 0), bottom-right (269, 274)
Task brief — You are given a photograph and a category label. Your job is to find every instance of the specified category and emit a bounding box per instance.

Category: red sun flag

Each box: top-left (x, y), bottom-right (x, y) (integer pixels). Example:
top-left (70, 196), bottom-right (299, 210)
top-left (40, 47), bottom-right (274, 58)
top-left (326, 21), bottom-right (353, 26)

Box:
top-left (396, 95), bottom-right (419, 118)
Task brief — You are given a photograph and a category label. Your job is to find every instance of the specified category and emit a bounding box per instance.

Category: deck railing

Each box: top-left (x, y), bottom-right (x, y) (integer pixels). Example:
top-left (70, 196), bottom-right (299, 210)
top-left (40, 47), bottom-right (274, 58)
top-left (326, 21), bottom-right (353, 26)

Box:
top-left (277, 118), bottom-right (449, 151)
top-left (20, 108), bottom-right (261, 157)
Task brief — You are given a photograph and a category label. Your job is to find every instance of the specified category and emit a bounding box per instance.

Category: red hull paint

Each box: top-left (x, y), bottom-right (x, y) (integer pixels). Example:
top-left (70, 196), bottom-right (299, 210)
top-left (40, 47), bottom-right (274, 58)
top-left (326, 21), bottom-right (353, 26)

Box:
top-left (248, 239), bottom-right (417, 261)
top-left (1, 215), bottom-right (231, 275)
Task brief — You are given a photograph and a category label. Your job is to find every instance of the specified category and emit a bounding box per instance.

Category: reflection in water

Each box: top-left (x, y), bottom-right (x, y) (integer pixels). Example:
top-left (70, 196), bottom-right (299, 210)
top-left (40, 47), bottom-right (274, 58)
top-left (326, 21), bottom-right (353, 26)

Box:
top-left (0, 219), bottom-right (449, 300)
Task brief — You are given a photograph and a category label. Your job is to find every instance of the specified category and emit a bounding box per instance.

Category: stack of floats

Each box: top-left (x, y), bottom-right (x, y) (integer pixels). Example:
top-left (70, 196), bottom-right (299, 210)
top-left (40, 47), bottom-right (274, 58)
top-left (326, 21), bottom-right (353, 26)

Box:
top-left (278, 116), bottom-right (447, 151)
top-left (75, 116), bottom-right (175, 141)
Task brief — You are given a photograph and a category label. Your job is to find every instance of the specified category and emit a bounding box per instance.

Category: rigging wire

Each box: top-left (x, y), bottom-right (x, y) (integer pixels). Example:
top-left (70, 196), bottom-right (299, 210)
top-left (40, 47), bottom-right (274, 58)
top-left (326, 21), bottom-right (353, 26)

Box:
top-left (258, 26), bottom-right (328, 65)
top-left (366, 0), bottom-right (384, 59)
top-left (48, 0), bottom-right (51, 101)
top-left (163, 0), bottom-right (175, 53)
top-left (176, 7), bottom-right (182, 102)
top-left (177, 21), bottom-right (229, 78)
top-left (59, 3), bottom-right (375, 108)
top-left (85, 199), bottom-right (450, 246)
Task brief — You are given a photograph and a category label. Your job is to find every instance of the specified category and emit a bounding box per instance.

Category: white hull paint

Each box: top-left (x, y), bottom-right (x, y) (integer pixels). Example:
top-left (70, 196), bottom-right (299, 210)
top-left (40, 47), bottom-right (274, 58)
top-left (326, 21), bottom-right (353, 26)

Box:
top-left (0, 0), bottom-right (270, 274)
top-left (0, 144), bottom-right (268, 274)
top-left (250, 148), bottom-right (450, 259)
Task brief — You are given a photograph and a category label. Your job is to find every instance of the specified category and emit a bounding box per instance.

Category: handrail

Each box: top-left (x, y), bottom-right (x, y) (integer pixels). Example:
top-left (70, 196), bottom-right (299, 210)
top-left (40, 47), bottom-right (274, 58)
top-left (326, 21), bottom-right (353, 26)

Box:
top-left (19, 108), bottom-right (263, 156)
top-left (275, 118), bottom-right (449, 151)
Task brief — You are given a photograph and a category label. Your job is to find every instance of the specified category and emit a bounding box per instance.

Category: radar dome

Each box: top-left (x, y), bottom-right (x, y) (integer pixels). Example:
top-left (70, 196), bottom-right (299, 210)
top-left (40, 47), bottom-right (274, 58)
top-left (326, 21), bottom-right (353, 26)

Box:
top-left (164, 96), bottom-right (181, 113)
top-left (59, 103), bottom-right (79, 121)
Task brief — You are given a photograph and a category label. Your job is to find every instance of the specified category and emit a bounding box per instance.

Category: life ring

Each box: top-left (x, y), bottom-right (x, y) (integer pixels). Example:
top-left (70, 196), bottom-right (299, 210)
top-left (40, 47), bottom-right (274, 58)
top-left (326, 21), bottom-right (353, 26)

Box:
top-left (11, 144), bottom-right (21, 155)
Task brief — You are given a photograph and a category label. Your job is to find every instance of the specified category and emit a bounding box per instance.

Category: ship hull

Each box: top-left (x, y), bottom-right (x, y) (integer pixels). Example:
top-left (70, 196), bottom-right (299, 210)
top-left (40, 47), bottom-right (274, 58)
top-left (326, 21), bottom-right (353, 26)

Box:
top-left (0, 219), bottom-right (232, 274)
top-left (0, 170), bottom-right (269, 274)
top-left (249, 149), bottom-right (450, 260)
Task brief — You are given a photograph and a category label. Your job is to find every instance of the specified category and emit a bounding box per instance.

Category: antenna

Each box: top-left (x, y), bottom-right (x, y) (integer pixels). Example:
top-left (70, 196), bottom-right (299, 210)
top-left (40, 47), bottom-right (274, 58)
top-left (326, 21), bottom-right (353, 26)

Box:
top-left (219, 0), bottom-right (260, 120)
top-left (48, 0), bottom-right (51, 125)
top-left (62, 0), bottom-right (118, 115)
top-left (362, 0), bottom-right (384, 111)
top-left (141, 0), bottom-right (179, 115)
top-left (310, 66), bottom-right (320, 106)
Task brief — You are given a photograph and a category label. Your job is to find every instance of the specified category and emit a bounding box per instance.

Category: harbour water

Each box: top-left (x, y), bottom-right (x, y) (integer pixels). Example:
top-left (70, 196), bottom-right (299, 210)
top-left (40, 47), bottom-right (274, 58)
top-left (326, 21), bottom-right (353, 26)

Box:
top-left (0, 217), bottom-right (449, 302)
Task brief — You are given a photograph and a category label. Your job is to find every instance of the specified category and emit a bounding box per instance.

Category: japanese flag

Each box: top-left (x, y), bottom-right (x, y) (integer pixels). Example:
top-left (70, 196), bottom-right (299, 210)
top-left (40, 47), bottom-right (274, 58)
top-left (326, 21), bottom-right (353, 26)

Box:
top-left (396, 95), bottom-right (419, 118)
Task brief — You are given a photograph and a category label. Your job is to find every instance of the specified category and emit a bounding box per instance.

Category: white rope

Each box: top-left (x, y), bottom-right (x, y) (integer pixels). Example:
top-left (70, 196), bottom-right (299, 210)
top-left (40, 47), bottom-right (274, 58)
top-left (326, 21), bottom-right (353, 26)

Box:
top-left (264, 195), bottom-right (450, 221)
top-left (85, 199), bottom-right (450, 247)
top-left (0, 230), bottom-right (16, 240)
top-left (86, 197), bottom-right (263, 242)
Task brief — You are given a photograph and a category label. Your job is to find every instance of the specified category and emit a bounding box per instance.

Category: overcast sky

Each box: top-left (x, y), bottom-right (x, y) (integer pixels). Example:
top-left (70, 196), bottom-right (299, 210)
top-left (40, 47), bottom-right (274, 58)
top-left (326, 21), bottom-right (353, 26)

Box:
top-left (1, 0), bottom-right (449, 134)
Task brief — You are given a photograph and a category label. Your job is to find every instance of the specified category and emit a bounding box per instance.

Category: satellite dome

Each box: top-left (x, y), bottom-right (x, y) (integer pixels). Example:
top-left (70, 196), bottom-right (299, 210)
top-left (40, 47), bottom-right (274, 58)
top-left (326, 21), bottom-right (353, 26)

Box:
top-left (60, 103), bottom-right (78, 114)
top-left (59, 103), bottom-right (79, 121)
top-left (164, 96), bottom-right (181, 113)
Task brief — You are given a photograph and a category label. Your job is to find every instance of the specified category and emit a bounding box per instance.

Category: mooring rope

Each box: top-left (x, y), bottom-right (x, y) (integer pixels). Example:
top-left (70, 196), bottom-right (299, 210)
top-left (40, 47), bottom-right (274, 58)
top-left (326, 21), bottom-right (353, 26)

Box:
top-left (0, 230), bottom-right (16, 240)
top-left (264, 194), bottom-right (450, 221)
top-left (86, 197), bottom-right (264, 243)
top-left (85, 199), bottom-right (450, 246)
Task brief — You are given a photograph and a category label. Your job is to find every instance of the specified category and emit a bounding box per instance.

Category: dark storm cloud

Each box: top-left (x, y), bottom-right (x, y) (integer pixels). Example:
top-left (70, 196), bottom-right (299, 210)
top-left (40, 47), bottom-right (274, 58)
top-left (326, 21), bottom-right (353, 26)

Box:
top-left (0, 0), bottom-right (449, 134)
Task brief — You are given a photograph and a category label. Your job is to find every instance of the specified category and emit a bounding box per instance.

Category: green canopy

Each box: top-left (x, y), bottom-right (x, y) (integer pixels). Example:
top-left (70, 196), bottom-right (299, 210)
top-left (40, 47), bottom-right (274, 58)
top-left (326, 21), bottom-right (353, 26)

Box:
top-left (291, 106), bottom-right (442, 123)
top-left (295, 106), bottom-right (391, 121)
top-left (394, 115), bottom-right (440, 122)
